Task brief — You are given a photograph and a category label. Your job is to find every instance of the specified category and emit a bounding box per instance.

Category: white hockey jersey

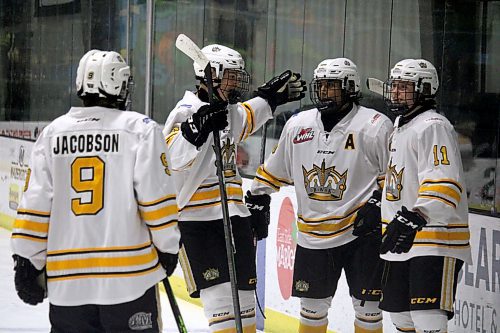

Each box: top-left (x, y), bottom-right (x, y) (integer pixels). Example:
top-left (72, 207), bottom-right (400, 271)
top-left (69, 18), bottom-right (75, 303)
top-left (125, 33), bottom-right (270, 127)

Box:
top-left (251, 105), bottom-right (393, 249)
top-left (11, 106), bottom-right (181, 306)
top-left (164, 91), bottom-right (273, 221)
top-left (381, 110), bottom-right (472, 263)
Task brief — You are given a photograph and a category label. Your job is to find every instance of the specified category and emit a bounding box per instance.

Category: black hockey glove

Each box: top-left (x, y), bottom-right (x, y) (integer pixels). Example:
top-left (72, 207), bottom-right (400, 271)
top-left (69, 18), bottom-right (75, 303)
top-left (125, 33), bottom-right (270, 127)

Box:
top-left (245, 191), bottom-right (271, 241)
top-left (13, 254), bottom-right (46, 306)
top-left (352, 190), bottom-right (382, 237)
top-left (254, 70), bottom-right (307, 112)
top-left (181, 101), bottom-right (228, 148)
top-left (380, 206), bottom-right (427, 254)
top-left (157, 251), bottom-right (178, 277)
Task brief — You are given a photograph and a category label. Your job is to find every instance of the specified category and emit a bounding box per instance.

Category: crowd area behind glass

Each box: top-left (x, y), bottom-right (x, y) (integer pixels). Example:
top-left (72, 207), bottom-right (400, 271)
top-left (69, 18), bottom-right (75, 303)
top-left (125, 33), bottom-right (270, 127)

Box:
top-left (0, 0), bottom-right (498, 216)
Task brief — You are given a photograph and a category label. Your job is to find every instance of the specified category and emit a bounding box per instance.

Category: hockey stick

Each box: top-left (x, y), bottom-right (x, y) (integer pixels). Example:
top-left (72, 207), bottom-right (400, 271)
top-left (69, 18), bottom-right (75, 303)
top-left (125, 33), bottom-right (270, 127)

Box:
top-left (175, 34), bottom-right (244, 333)
top-left (162, 278), bottom-right (188, 333)
top-left (366, 77), bottom-right (384, 96)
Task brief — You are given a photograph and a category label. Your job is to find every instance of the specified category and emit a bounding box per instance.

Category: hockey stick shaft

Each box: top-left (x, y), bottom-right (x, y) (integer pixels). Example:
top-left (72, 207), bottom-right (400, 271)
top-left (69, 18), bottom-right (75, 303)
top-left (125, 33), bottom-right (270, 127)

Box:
top-left (175, 34), bottom-right (243, 333)
top-left (162, 278), bottom-right (188, 333)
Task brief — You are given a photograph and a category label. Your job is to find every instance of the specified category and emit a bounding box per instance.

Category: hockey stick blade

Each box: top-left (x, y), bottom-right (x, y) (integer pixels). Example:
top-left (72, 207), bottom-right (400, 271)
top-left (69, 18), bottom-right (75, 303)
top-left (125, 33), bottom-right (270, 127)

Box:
top-left (366, 77), bottom-right (384, 96)
top-left (175, 34), bottom-right (209, 70)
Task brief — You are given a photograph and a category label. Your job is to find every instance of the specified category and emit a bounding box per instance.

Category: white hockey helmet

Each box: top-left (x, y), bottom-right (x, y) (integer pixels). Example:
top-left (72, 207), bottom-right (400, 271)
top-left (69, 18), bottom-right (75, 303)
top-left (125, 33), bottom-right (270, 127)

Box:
top-left (76, 50), bottom-right (131, 102)
top-left (310, 58), bottom-right (360, 110)
top-left (193, 44), bottom-right (250, 102)
top-left (384, 59), bottom-right (439, 115)
top-left (194, 44), bottom-right (245, 80)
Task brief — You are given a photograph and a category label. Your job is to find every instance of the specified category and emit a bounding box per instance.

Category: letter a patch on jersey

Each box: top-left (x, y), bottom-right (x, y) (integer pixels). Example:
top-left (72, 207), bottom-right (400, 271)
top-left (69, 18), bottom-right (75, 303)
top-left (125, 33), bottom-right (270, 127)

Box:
top-left (344, 133), bottom-right (355, 150)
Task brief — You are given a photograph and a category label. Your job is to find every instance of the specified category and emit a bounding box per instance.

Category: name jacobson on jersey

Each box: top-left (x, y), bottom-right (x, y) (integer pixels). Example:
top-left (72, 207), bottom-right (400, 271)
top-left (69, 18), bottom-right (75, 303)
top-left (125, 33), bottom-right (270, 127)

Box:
top-left (53, 133), bottom-right (119, 155)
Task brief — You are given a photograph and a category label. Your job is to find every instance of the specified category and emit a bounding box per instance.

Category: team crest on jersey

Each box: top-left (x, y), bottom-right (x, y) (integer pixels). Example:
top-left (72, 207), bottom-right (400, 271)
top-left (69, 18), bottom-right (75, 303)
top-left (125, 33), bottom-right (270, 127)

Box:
top-left (302, 159), bottom-right (347, 201)
top-left (203, 268), bottom-right (220, 281)
top-left (221, 138), bottom-right (236, 178)
top-left (386, 159), bottom-right (404, 201)
top-left (295, 280), bottom-right (310, 292)
top-left (293, 128), bottom-right (315, 144)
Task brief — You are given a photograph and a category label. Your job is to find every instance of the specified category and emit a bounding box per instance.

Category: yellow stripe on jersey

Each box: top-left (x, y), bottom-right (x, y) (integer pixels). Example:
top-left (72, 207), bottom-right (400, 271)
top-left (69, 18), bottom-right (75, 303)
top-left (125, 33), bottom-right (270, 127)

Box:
top-left (47, 263), bottom-right (161, 282)
top-left (241, 102), bottom-right (255, 140)
top-left (298, 202), bottom-right (363, 223)
top-left (190, 187), bottom-right (243, 201)
top-left (255, 165), bottom-right (291, 190)
top-left (47, 249), bottom-right (157, 271)
top-left (418, 194), bottom-right (457, 208)
top-left (419, 185), bottom-right (461, 202)
top-left (302, 225), bottom-right (353, 238)
top-left (138, 194), bottom-right (176, 207)
top-left (180, 199), bottom-right (245, 212)
top-left (297, 215), bottom-right (355, 233)
top-left (11, 234), bottom-right (47, 242)
top-left (147, 220), bottom-right (178, 231)
top-left (421, 178), bottom-right (463, 193)
top-left (254, 175), bottom-right (280, 191)
top-left (17, 208), bottom-right (50, 217)
top-left (198, 180), bottom-right (242, 189)
top-left (13, 219), bottom-right (49, 233)
top-left (415, 230), bottom-right (470, 241)
top-left (47, 241), bottom-right (152, 255)
top-left (140, 204), bottom-right (178, 221)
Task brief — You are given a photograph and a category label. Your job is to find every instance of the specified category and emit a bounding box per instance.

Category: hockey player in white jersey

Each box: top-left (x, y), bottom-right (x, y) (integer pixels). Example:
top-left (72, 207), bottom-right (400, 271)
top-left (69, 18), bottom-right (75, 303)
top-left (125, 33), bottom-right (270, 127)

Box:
top-left (377, 59), bottom-right (472, 332)
top-left (250, 58), bottom-right (393, 333)
top-left (163, 44), bottom-right (306, 332)
top-left (11, 50), bottom-right (180, 332)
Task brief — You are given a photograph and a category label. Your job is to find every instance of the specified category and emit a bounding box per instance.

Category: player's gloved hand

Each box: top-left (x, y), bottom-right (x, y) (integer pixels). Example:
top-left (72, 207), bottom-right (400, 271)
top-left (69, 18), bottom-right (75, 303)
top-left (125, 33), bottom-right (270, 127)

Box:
top-left (181, 101), bottom-right (228, 148)
top-left (380, 206), bottom-right (427, 254)
top-left (245, 191), bottom-right (271, 240)
top-left (13, 254), bottom-right (46, 305)
top-left (352, 190), bottom-right (382, 237)
top-left (254, 70), bottom-right (307, 112)
top-left (157, 251), bottom-right (178, 277)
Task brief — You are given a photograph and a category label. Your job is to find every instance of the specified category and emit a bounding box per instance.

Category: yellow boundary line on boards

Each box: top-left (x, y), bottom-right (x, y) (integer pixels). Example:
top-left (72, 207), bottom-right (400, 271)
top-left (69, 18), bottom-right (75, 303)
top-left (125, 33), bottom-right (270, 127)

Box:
top-left (2, 214), bottom-right (336, 332)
